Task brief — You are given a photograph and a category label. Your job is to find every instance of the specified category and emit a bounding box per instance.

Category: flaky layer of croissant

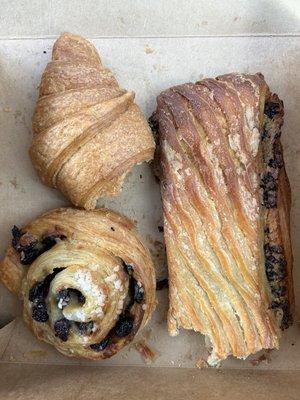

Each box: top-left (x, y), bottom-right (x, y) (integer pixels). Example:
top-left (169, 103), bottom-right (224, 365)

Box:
top-left (156, 73), bottom-right (293, 365)
top-left (30, 33), bottom-right (155, 209)
top-left (0, 208), bottom-right (156, 359)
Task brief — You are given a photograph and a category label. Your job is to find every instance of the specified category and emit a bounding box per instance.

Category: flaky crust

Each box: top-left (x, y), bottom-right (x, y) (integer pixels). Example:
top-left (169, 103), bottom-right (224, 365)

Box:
top-left (0, 208), bottom-right (156, 359)
top-left (30, 33), bottom-right (155, 209)
top-left (156, 73), bottom-right (293, 365)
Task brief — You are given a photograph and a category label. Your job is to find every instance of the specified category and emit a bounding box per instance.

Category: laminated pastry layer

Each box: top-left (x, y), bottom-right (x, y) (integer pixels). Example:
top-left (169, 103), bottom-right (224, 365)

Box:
top-left (0, 208), bottom-right (156, 360)
top-left (156, 73), bottom-right (293, 365)
top-left (30, 32), bottom-right (155, 209)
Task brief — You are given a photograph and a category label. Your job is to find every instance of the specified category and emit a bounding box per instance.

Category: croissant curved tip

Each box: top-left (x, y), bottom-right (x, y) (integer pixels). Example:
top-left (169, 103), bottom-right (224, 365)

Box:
top-left (53, 32), bottom-right (101, 66)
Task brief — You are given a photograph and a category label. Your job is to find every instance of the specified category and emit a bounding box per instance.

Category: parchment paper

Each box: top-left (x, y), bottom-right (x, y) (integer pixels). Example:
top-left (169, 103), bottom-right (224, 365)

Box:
top-left (0, 36), bottom-right (299, 369)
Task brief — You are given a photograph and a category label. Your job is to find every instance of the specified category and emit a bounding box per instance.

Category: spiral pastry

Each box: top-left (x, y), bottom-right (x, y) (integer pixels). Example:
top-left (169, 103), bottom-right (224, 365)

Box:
top-left (0, 208), bottom-right (156, 359)
top-left (30, 32), bottom-right (155, 209)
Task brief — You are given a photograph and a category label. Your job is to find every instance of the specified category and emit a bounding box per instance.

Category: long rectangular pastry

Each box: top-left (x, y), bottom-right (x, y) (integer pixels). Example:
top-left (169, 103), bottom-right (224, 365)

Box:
top-left (154, 73), bottom-right (293, 365)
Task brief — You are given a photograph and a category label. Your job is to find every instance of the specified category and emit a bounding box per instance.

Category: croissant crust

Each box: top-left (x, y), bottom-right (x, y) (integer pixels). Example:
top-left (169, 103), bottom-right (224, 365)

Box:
top-left (156, 73), bottom-right (293, 365)
top-left (30, 33), bottom-right (155, 209)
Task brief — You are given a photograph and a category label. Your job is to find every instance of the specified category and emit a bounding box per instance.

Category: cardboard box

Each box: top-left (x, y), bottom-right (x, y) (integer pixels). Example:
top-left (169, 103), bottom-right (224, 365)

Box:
top-left (0, 1), bottom-right (299, 398)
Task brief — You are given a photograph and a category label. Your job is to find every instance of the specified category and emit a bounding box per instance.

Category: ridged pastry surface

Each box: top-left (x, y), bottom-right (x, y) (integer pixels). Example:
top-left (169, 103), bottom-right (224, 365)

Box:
top-left (155, 73), bottom-right (293, 365)
top-left (30, 33), bottom-right (155, 209)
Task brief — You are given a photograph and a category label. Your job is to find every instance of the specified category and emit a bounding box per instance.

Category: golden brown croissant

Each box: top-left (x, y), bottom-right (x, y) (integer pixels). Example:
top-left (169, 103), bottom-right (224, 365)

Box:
top-left (0, 208), bottom-right (156, 359)
top-left (30, 33), bottom-right (155, 209)
top-left (154, 73), bottom-right (293, 365)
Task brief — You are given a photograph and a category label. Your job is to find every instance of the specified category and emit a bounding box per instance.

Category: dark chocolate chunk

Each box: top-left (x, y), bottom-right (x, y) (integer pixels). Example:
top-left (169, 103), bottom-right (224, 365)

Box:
top-left (29, 281), bottom-right (48, 302)
top-left (264, 244), bottom-right (283, 255)
top-left (123, 262), bottom-right (134, 275)
top-left (280, 302), bottom-right (293, 330)
top-left (272, 141), bottom-right (284, 168)
top-left (41, 234), bottom-right (66, 251)
top-left (270, 300), bottom-right (281, 309)
top-left (115, 315), bottom-right (134, 337)
top-left (90, 336), bottom-right (110, 351)
top-left (20, 246), bottom-right (43, 265)
top-left (57, 288), bottom-right (85, 305)
top-left (57, 289), bottom-right (70, 306)
top-left (72, 289), bottom-right (85, 304)
top-left (271, 283), bottom-right (287, 298)
top-left (54, 318), bottom-right (71, 342)
top-left (277, 258), bottom-right (287, 268)
top-left (264, 101), bottom-right (280, 119)
top-left (270, 299), bottom-right (292, 330)
top-left (148, 113), bottom-right (159, 139)
top-left (11, 226), bottom-right (67, 265)
top-left (76, 321), bottom-right (94, 335)
top-left (266, 266), bottom-right (278, 281)
top-left (261, 173), bottom-right (277, 191)
top-left (11, 225), bottom-right (23, 250)
top-left (156, 278), bottom-right (169, 290)
top-left (266, 254), bottom-right (277, 264)
top-left (125, 284), bottom-right (134, 310)
top-left (43, 267), bottom-right (64, 290)
top-left (127, 277), bottom-right (144, 308)
top-left (133, 280), bottom-right (144, 303)
top-left (261, 128), bottom-right (269, 140)
top-left (263, 190), bottom-right (277, 208)
top-left (11, 226), bottom-right (42, 264)
top-left (32, 300), bottom-right (49, 322)
top-left (158, 226), bottom-right (164, 233)
top-left (271, 245), bottom-right (284, 254)
top-left (276, 266), bottom-right (287, 280)
top-left (29, 268), bottom-right (64, 303)
top-left (269, 157), bottom-right (283, 169)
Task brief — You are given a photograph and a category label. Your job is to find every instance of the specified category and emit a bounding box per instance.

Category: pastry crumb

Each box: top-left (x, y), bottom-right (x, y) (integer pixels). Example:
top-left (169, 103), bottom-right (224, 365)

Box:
top-left (145, 45), bottom-right (154, 54)
top-left (196, 358), bottom-right (208, 369)
top-left (134, 340), bottom-right (157, 364)
top-left (250, 350), bottom-right (272, 366)
top-left (23, 350), bottom-right (47, 359)
top-left (142, 328), bottom-right (152, 340)
top-left (9, 177), bottom-right (18, 188)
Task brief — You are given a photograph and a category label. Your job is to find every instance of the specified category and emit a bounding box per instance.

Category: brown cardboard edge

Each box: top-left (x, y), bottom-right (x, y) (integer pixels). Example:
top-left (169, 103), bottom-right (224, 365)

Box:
top-left (0, 320), bottom-right (16, 358)
top-left (1, 363), bottom-right (300, 399)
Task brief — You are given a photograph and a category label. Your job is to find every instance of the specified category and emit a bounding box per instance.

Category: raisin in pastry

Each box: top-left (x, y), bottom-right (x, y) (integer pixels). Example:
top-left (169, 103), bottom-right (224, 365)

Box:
top-left (30, 32), bottom-right (155, 209)
top-left (0, 208), bottom-right (156, 359)
top-left (155, 73), bottom-right (293, 366)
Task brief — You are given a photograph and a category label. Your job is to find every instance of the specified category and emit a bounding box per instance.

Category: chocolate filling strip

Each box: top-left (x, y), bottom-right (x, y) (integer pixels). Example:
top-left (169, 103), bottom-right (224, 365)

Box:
top-left (27, 259), bottom-right (146, 353)
top-left (262, 96), bottom-right (292, 329)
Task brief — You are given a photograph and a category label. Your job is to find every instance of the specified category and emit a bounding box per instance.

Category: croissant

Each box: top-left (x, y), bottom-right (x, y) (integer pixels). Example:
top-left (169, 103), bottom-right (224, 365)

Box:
top-left (155, 73), bottom-right (293, 365)
top-left (30, 33), bottom-right (155, 209)
top-left (0, 208), bottom-right (156, 359)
